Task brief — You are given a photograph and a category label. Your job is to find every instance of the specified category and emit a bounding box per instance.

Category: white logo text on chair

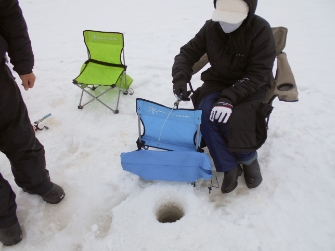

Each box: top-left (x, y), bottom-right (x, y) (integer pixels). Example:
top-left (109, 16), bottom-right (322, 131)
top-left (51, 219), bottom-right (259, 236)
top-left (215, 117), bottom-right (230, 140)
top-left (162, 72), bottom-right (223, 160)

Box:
top-left (148, 106), bottom-right (190, 119)
top-left (92, 34), bottom-right (118, 41)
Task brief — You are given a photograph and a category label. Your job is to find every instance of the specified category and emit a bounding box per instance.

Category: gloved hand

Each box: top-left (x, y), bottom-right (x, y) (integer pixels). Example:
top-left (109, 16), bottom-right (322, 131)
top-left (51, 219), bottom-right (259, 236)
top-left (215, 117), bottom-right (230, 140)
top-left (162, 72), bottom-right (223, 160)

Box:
top-left (173, 81), bottom-right (189, 101)
top-left (210, 102), bottom-right (233, 123)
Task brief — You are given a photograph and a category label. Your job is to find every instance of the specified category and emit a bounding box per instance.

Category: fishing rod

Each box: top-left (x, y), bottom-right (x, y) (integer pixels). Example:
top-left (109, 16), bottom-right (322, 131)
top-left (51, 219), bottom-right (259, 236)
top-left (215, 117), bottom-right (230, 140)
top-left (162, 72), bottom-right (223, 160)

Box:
top-left (32, 113), bottom-right (51, 131)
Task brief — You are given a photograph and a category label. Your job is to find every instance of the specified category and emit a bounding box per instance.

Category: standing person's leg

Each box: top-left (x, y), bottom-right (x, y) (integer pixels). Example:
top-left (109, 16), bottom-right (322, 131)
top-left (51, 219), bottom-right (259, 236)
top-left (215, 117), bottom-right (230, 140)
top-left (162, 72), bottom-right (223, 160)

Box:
top-left (0, 64), bottom-right (51, 193)
top-left (0, 65), bottom-right (23, 246)
top-left (0, 173), bottom-right (22, 246)
top-left (0, 65), bottom-right (64, 204)
top-left (0, 173), bottom-right (17, 228)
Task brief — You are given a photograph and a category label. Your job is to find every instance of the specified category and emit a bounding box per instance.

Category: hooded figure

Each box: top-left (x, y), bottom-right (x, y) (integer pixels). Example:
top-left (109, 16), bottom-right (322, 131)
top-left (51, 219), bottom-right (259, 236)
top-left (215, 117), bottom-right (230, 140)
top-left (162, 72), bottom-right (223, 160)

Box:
top-left (172, 0), bottom-right (276, 193)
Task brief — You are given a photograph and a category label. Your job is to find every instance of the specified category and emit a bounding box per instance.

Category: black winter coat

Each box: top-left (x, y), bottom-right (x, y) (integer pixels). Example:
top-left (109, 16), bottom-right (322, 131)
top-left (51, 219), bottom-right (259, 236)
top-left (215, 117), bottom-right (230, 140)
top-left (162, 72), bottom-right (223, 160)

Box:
top-left (172, 0), bottom-right (276, 152)
top-left (0, 0), bottom-right (34, 75)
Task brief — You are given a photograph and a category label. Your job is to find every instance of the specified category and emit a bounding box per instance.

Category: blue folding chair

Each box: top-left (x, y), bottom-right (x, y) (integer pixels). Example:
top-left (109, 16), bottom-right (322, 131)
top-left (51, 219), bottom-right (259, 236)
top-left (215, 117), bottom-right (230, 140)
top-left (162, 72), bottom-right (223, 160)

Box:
top-left (121, 98), bottom-right (213, 184)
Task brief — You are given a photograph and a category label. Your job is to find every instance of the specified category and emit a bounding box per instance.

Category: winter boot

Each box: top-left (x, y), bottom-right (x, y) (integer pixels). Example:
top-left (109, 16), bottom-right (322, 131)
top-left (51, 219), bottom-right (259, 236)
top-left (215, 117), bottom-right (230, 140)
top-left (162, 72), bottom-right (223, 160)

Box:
top-left (221, 165), bottom-right (243, 193)
top-left (243, 159), bottom-right (262, 189)
top-left (24, 182), bottom-right (65, 204)
top-left (0, 222), bottom-right (22, 246)
top-left (41, 183), bottom-right (65, 204)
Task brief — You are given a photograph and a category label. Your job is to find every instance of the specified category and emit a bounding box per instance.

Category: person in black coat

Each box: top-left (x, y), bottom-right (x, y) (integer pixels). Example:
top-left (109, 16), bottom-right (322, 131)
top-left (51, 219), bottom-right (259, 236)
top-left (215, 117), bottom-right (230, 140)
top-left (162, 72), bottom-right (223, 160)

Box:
top-left (172, 0), bottom-right (276, 194)
top-left (0, 0), bottom-right (65, 246)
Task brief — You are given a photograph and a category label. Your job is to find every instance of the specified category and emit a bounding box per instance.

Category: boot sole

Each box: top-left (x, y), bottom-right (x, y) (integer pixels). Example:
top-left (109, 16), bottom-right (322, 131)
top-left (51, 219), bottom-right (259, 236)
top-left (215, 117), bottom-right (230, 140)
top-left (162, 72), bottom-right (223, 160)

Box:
top-left (2, 237), bottom-right (22, 246)
top-left (245, 178), bottom-right (262, 189)
top-left (221, 182), bottom-right (238, 193)
top-left (43, 193), bottom-right (65, 204)
top-left (0, 223), bottom-right (22, 246)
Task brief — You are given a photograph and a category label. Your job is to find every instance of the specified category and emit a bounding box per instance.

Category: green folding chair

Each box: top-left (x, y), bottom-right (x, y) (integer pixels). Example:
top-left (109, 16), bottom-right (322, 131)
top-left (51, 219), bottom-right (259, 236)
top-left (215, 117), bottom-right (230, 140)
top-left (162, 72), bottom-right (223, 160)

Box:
top-left (73, 30), bottom-right (133, 113)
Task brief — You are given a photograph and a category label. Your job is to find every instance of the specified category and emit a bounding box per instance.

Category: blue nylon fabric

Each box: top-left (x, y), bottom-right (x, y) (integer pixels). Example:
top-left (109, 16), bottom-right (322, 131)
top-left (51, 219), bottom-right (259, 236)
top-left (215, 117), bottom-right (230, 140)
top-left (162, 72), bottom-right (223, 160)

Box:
top-left (121, 150), bottom-right (212, 182)
top-left (137, 99), bottom-right (202, 151)
top-left (120, 99), bottom-right (213, 183)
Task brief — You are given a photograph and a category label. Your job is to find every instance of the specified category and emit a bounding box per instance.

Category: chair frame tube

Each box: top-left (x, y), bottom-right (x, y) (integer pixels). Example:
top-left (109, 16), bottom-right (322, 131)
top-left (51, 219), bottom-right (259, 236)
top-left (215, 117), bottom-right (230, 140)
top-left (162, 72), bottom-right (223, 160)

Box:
top-left (75, 83), bottom-right (119, 113)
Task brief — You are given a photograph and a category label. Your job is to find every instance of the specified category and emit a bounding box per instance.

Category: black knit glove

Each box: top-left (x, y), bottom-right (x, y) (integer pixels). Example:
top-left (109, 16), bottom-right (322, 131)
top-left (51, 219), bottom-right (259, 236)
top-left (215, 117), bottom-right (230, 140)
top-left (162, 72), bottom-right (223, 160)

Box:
top-left (173, 81), bottom-right (190, 101)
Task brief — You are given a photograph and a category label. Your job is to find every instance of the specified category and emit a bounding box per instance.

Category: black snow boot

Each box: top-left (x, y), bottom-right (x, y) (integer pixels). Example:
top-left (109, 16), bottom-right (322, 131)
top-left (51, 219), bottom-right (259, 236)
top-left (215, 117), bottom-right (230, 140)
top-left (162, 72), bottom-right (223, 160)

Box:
top-left (24, 182), bottom-right (65, 204)
top-left (41, 183), bottom-right (65, 204)
top-left (0, 222), bottom-right (22, 246)
top-left (243, 159), bottom-right (262, 189)
top-left (221, 165), bottom-right (243, 194)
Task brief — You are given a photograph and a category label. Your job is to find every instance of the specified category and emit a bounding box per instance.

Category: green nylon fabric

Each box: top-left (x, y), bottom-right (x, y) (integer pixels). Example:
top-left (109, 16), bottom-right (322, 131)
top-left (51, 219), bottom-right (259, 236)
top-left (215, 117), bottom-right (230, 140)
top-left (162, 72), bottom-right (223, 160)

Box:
top-left (74, 31), bottom-right (133, 88)
top-left (76, 62), bottom-right (133, 88)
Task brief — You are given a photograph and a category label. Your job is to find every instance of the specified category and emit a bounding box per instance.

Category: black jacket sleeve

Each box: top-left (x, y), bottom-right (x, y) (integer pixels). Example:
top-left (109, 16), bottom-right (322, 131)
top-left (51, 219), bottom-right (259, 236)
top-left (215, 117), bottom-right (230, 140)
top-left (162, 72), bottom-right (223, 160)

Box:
top-left (0, 0), bottom-right (34, 75)
top-left (172, 21), bottom-right (209, 84)
top-left (220, 17), bottom-right (276, 105)
top-left (0, 34), bottom-right (8, 61)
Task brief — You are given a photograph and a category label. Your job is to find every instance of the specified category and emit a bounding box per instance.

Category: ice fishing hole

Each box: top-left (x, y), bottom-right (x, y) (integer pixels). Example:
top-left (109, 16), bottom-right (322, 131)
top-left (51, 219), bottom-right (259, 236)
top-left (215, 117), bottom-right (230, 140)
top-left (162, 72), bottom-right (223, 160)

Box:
top-left (156, 203), bottom-right (184, 223)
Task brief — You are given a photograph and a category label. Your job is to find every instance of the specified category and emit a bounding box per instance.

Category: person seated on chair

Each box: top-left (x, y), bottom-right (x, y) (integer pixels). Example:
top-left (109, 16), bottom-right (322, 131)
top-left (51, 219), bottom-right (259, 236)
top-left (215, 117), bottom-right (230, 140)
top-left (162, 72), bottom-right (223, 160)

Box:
top-left (172, 0), bottom-right (276, 193)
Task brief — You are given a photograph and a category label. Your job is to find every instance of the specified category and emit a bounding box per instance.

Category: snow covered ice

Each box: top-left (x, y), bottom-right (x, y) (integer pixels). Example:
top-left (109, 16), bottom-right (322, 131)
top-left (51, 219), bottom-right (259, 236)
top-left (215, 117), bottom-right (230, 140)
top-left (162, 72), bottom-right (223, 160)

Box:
top-left (1, 0), bottom-right (335, 250)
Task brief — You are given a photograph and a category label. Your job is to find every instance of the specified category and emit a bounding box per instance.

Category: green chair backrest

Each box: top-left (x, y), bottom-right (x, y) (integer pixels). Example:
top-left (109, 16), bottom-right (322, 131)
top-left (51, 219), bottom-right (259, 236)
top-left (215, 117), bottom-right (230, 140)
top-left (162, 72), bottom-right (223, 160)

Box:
top-left (84, 30), bottom-right (124, 65)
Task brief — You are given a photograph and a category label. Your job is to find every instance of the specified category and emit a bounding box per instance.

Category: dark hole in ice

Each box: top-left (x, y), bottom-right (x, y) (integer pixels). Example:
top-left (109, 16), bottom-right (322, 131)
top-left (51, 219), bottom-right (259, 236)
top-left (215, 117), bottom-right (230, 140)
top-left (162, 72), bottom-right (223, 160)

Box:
top-left (156, 203), bottom-right (184, 223)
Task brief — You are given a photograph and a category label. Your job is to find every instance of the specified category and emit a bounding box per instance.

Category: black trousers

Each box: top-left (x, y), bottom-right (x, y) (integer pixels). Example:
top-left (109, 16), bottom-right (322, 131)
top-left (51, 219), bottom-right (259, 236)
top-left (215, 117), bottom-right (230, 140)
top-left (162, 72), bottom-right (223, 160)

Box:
top-left (0, 64), bottom-right (51, 228)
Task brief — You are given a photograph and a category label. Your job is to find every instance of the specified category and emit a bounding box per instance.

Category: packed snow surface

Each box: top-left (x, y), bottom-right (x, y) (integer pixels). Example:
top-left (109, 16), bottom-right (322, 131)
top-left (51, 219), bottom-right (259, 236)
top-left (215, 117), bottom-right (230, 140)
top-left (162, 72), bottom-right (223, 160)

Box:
top-left (1, 0), bottom-right (335, 250)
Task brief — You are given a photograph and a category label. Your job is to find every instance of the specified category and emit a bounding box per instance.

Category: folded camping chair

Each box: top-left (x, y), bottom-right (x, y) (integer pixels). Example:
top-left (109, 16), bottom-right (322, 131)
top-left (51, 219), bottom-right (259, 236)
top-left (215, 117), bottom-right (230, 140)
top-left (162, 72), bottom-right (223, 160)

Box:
top-left (121, 98), bottom-right (213, 186)
top-left (72, 30), bottom-right (133, 114)
top-left (191, 26), bottom-right (298, 127)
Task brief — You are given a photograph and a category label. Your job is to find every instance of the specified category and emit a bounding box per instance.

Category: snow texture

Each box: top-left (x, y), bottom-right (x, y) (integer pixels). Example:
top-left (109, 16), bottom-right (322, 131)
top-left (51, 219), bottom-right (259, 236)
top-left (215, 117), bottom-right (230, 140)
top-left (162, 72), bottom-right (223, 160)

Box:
top-left (1, 0), bottom-right (335, 250)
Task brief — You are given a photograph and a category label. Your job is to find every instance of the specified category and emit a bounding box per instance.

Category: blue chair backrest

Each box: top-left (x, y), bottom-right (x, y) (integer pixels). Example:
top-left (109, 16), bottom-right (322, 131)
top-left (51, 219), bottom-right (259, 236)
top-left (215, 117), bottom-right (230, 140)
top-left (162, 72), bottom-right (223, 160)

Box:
top-left (136, 98), bottom-right (202, 152)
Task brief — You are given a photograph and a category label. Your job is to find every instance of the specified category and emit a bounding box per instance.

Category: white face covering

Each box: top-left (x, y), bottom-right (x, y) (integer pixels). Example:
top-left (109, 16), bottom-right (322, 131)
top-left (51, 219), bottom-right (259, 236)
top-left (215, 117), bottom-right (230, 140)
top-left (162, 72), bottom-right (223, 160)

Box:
top-left (219, 21), bottom-right (243, 33)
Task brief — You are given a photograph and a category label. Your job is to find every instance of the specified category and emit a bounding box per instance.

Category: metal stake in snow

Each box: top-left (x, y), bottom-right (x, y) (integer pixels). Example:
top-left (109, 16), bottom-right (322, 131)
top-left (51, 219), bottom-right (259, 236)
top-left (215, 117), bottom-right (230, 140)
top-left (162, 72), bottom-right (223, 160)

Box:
top-left (33, 113), bottom-right (51, 131)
